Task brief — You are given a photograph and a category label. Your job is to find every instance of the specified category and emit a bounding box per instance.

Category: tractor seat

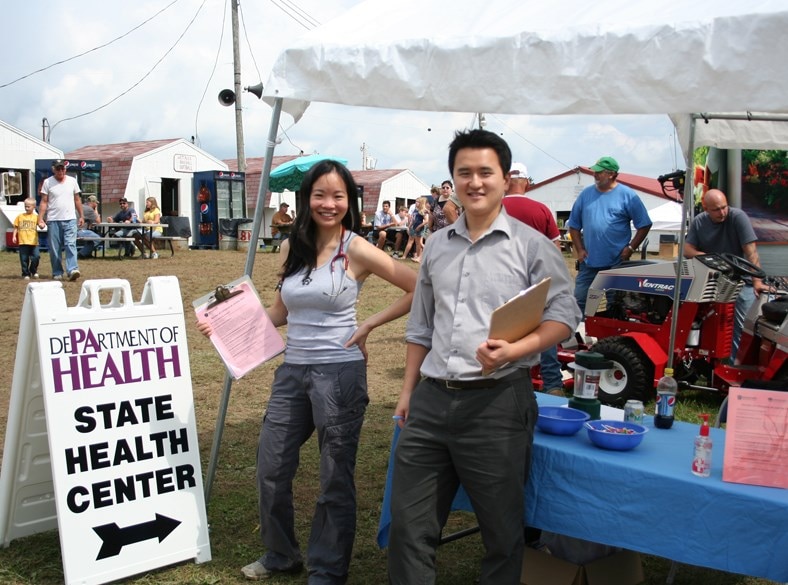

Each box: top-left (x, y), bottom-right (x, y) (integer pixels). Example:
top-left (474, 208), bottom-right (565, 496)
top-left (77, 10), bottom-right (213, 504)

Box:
top-left (762, 295), bottom-right (788, 324)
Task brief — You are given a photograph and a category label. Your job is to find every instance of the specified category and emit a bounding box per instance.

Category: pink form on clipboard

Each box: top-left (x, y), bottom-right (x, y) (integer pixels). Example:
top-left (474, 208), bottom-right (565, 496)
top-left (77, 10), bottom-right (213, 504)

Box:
top-left (194, 275), bottom-right (284, 379)
top-left (722, 387), bottom-right (788, 489)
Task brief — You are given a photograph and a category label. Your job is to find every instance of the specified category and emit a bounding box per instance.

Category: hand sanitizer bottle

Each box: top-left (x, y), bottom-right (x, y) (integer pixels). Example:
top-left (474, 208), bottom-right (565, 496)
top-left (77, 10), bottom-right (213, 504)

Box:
top-left (691, 413), bottom-right (712, 477)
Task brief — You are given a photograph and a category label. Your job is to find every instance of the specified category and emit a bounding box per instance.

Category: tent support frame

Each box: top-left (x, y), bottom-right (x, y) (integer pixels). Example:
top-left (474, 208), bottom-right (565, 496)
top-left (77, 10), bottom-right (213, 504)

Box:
top-left (204, 98), bottom-right (284, 504)
top-left (665, 111), bottom-right (787, 370)
top-left (204, 107), bottom-right (783, 500)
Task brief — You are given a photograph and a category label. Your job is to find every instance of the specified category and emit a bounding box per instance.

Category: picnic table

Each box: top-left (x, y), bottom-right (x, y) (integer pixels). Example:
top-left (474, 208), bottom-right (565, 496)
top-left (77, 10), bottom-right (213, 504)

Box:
top-left (86, 223), bottom-right (186, 259)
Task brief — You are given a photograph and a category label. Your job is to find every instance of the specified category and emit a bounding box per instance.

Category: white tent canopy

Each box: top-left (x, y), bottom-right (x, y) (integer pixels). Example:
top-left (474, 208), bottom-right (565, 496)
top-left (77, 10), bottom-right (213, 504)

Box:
top-left (263, 0), bottom-right (788, 138)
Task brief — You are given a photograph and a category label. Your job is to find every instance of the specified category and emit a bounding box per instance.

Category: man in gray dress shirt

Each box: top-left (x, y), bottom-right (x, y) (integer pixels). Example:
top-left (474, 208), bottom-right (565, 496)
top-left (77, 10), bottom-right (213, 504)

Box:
top-left (388, 130), bottom-right (581, 585)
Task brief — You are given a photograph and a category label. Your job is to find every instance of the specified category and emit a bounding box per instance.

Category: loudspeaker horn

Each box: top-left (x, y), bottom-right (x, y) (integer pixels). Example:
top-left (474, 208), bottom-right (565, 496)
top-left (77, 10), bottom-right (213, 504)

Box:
top-left (245, 83), bottom-right (264, 99)
top-left (218, 89), bottom-right (236, 107)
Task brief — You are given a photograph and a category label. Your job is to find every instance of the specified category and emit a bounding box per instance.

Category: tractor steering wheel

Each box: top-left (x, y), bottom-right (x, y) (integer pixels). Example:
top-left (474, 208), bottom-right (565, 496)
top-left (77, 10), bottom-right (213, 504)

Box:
top-left (719, 253), bottom-right (766, 280)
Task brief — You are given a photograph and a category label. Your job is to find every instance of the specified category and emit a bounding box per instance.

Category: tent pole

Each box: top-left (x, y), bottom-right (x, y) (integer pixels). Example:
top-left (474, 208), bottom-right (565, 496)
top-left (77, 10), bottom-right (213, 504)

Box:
top-left (666, 114), bottom-right (697, 371)
top-left (204, 97), bottom-right (284, 505)
top-left (244, 98), bottom-right (284, 278)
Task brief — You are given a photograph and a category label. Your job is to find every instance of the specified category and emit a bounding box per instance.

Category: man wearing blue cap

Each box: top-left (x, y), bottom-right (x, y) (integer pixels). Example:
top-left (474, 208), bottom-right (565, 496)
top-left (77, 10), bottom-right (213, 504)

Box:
top-left (567, 156), bottom-right (652, 314)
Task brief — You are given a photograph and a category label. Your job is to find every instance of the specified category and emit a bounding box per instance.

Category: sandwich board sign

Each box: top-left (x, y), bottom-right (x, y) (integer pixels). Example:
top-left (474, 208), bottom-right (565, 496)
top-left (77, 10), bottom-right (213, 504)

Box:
top-left (0, 277), bottom-right (211, 584)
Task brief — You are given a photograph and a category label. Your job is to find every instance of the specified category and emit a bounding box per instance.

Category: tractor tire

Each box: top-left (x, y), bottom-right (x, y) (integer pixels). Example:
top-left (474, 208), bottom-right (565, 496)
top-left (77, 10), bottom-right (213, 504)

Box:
top-left (591, 337), bottom-right (654, 406)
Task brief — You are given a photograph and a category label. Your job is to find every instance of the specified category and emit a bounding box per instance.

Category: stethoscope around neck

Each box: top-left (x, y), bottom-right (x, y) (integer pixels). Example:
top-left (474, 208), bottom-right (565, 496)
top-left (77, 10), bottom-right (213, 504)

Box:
top-left (301, 226), bottom-right (349, 297)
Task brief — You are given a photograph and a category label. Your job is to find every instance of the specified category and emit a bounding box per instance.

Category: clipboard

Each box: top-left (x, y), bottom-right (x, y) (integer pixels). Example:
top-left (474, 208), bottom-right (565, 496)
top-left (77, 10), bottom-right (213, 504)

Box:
top-left (484, 277), bottom-right (551, 375)
top-left (488, 277), bottom-right (551, 343)
top-left (194, 275), bottom-right (285, 379)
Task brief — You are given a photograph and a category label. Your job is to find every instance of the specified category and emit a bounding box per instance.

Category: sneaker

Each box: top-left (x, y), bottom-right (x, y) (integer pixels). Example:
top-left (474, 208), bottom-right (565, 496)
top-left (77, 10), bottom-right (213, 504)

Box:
top-left (141, 252), bottom-right (149, 259)
top-left (53, 274), bottom-right (64, 281)
top-left (33, 273), bottom-right (39, 279)
top-left (241, 559), bottom-right (303, 580)
top-left (391, 252), bottom-right (400, 259)
top-left (151, 252), bottom-right (159, 259)
top-left (68, 270), bottom-right (81, 282)
top-left (23, 275), bottom-right (30, 281)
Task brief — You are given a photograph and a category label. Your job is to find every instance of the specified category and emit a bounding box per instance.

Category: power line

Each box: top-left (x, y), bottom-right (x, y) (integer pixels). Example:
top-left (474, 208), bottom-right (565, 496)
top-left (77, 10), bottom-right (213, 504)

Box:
top-left (489, 114), bottom-right (574, 171)
top-left (267, 0), bottom-right (319, 30)
top-left (242, 0), bottom-right (311, 156)
top-left (278, 122), bottom-right (305, 154)
top-left (278, 0), bottom-right (320, 28)
top-left (193, 0), bottom-right (229, 148)
top-left (0, 0), bottom-right (183, 89)
top-left (238, 1), bottom-right (263, 82)
top-left (49, 0), bottom-right (209, 141)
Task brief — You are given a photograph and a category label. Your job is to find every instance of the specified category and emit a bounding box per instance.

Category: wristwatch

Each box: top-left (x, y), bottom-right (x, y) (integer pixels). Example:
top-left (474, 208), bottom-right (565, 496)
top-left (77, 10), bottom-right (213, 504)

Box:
top-left (625, 244), bottom-right (634, 252)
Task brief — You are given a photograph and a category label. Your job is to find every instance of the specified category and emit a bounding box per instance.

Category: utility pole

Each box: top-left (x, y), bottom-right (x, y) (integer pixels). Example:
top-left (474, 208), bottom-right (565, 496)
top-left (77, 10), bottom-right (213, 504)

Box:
top-left (231, 0), bottom-right (246, 172)
top-left (360, 143), bottom-right (376, 170)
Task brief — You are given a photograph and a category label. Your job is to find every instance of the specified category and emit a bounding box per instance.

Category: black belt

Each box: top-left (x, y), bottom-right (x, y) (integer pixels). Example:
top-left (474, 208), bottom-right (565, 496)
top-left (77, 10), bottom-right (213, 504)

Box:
top-left (427, 370), bottom-right (524, 390)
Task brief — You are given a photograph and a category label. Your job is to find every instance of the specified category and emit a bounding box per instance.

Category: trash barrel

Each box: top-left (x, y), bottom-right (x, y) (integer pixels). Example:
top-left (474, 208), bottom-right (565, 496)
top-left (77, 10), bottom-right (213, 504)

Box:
top-left (218, 219), bottom-right (241, 251)
top-left (237, 220), bottom-right (254, 252)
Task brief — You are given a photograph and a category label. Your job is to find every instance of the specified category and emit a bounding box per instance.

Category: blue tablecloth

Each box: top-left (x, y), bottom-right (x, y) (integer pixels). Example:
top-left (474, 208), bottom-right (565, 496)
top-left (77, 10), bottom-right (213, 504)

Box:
top-left (377, 394), bottom-right (788, 582)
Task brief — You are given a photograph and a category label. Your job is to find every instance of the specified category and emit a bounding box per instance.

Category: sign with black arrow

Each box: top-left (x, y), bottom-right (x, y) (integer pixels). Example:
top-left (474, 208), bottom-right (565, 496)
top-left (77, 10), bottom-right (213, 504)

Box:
top-left (94, 514), bottom-right (181, 560)
top-left (0, 278), bottom-right (211, 584)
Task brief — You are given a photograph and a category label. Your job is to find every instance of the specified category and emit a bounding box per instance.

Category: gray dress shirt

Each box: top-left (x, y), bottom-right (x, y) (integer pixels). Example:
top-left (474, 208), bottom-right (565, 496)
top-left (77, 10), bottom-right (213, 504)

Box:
top-left (406, 208), bottom-right (581, 381)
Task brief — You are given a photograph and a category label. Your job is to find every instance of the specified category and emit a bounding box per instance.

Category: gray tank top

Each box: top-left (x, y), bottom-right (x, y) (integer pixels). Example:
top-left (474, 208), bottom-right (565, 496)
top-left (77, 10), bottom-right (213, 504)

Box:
top-left (280, 231), bottom-right (364, 364)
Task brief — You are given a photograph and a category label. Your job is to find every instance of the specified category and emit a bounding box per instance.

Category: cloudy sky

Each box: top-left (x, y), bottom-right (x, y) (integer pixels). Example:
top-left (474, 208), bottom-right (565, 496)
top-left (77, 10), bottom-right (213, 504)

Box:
top-left (2, 0), bottom-right (682, 186)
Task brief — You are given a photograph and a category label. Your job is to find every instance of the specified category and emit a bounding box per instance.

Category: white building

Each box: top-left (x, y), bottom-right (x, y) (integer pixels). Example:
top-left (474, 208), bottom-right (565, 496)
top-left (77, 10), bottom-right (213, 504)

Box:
top-left (66, 139), bottom-right (227, 228)
top-left (352, 169), bottom-right (431, 217)
top-left (0, 120), bottom-right (64, 249)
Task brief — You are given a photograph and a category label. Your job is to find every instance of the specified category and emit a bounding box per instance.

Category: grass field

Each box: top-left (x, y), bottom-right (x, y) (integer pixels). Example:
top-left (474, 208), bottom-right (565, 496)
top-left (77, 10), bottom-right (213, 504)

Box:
top-left (0, 247), bottom-right (779, 584)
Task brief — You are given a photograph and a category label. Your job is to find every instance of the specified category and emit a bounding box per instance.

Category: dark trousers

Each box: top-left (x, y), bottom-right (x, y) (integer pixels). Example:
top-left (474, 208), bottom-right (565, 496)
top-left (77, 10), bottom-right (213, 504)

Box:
top-left (257, 361), bottom-right (368, 584)
top-left (388, 372), bottom-right (537, 585)
top-left (18, 244), bottom-right (40, 277)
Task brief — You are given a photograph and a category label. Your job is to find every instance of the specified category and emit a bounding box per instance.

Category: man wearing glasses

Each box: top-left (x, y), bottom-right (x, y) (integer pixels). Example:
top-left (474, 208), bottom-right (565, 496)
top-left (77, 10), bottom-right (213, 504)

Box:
top-left (683, 189), bottom-right (768, 360)
top-left (567, 156), bottom-right (652, 314)
top-left (38, 160), bottom-right (84, 281)
top-left (107, 198), bottom-right (140, 257)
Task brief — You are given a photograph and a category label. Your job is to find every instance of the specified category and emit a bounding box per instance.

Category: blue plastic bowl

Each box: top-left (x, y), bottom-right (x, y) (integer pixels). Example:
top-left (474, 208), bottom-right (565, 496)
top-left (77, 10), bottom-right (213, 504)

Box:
top-left (537, 406), bottom-right (591, 436)
top-left (585, 420), bottom-right (648, 450)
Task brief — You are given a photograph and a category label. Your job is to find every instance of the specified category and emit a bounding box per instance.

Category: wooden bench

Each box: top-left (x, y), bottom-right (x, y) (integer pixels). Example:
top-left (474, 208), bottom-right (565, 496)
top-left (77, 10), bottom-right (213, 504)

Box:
top-left (153, 216), bottom-right (191, 257)
top-left (152, 236), bottom-right (187, 257)
top-left (77, 236), bottom-right (137, 259)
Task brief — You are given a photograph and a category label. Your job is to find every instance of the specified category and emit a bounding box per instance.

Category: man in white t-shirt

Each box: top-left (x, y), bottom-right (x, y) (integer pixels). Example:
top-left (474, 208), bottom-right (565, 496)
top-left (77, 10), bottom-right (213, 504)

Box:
top-left (38, 160), bottom-right (84, 281)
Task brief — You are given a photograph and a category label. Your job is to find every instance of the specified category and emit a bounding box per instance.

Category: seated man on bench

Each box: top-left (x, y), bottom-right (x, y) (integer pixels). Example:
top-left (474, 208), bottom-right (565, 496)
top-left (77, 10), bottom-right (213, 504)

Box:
top-left (271, 202), bottom-right (293, 252)
top-left (106, 197), bottom-right (140, 257)
top-left (77, 195), bottom-right (102, 259)
top-left (373, 200), bottom-right (403, 254)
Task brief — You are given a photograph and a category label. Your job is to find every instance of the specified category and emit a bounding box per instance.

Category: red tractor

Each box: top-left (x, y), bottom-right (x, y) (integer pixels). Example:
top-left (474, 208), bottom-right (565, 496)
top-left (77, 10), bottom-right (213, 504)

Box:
top-left (549, 253), bottom-right (787, 405)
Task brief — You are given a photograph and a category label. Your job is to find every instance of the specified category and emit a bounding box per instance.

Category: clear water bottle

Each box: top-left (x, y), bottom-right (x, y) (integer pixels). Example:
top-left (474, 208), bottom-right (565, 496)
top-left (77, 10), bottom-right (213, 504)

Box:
top-left (654, 367), bottom-right (678, 429)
